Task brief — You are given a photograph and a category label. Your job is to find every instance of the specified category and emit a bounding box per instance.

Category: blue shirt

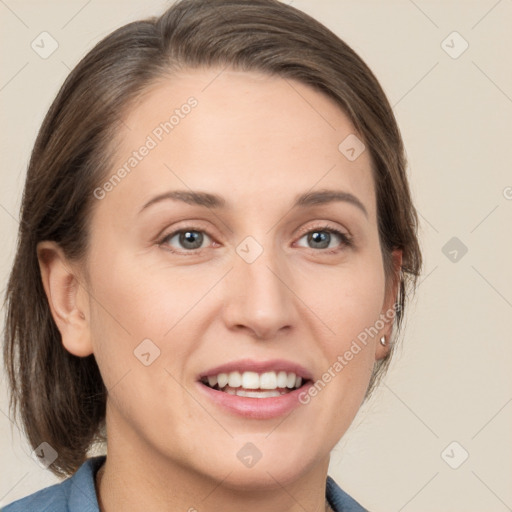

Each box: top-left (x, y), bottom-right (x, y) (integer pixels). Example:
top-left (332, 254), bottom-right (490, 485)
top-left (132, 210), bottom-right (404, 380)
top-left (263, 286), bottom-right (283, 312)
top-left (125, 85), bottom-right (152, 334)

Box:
top-left (2, 456), bottom-right (368, 511)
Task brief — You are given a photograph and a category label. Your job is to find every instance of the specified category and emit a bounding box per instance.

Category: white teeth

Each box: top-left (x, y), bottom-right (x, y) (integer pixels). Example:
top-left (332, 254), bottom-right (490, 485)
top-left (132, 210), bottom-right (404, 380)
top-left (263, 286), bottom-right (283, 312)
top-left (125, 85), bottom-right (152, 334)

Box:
top-left (217, 373), bottom-right (229, 388)
top-left (236, 389), bottom-right (284, 398)
top-left (242, 371), bottom-right (260, 389)
top-left (228, 371), bottom-right (242, 388)
top-left (276, 371), bottom-right (288, 388)
top-left (203, 370), bottom-right (305, 391)
top-left (259, 371), bottom-right (277, 389)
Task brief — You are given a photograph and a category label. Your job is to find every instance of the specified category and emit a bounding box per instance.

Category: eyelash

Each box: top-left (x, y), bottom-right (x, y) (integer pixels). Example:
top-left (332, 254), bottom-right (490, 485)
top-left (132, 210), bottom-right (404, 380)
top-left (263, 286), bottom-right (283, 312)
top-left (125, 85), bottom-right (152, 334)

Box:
top-left (157, 223), bottom-right (353, 255)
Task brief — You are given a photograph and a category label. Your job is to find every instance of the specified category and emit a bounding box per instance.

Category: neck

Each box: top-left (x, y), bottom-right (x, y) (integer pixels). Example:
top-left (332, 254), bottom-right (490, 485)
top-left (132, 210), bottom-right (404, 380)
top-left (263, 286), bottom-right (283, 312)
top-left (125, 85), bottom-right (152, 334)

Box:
top-left (96, 408), bottom-right (332, 512)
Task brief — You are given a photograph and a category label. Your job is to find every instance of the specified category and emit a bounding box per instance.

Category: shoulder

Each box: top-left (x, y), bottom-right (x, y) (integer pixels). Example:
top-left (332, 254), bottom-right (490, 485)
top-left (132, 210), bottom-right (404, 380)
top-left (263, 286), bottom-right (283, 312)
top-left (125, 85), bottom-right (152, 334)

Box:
top-left (1, 482), bottom-right (68, 512)
top-left (326, 475), bottom-right (369, 512)
top-left (1, 456), bottom-right (105, 512)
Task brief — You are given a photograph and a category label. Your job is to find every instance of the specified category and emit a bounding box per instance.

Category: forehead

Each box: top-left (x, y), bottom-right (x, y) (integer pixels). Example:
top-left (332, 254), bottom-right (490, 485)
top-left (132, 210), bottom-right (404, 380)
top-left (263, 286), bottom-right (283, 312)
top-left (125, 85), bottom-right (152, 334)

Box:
top-left (99, 67), bottom-right (376, 221)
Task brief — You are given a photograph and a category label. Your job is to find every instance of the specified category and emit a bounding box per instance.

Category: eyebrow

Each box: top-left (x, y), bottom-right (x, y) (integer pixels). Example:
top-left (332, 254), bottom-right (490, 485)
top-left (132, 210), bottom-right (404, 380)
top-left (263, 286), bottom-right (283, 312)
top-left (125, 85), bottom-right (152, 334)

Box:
top-left (139, 188), bottom-right (368, 217)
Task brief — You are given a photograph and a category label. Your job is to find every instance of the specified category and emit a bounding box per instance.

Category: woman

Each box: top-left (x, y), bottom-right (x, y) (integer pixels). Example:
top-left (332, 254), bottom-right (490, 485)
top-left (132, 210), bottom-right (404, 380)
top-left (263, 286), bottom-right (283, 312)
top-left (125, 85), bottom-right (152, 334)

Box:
top-left (2, 0), bottom-right (422, 510)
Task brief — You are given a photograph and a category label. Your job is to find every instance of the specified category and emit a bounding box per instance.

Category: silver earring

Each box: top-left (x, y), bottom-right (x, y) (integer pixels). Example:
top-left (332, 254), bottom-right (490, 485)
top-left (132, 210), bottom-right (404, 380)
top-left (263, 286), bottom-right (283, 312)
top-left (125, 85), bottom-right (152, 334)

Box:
top-left (380, 335), bottom-right (386, 346)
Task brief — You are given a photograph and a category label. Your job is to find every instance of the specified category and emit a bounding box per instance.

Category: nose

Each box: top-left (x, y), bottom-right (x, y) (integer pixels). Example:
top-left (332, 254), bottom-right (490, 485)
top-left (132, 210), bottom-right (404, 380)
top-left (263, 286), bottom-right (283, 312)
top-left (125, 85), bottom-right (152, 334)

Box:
top-left (221, 239), bottom-right (298, 340)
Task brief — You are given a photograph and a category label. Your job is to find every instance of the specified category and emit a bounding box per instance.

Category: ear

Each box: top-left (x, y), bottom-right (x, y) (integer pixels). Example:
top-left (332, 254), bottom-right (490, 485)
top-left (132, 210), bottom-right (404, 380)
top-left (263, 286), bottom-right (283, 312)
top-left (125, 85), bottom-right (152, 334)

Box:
top-left (375, 248), bottom-right (403, 361)
top-left (36, 241), bottom-right (93, 357)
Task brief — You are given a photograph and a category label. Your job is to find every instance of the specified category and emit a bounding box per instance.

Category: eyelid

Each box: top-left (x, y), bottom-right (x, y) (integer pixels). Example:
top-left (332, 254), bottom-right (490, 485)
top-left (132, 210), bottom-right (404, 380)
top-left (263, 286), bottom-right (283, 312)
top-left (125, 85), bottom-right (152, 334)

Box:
top-left (295, 221), bottom-right (350, 240)
top-left (157, 223), bottom-right (215, 251)
top-left (293, 222), bottom-right (353, 252)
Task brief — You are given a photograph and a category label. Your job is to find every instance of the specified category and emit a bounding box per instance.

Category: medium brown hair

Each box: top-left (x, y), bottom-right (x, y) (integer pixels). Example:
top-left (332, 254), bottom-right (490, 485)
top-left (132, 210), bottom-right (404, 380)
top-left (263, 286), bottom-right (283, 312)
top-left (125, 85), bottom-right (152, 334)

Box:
top-left (3, 0), bottom-right (422, 477)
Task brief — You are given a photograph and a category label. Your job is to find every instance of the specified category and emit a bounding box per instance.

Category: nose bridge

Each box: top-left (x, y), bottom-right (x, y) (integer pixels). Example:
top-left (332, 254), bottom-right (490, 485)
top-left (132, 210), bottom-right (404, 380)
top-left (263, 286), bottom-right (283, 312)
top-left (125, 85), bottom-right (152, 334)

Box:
top-left (237, 233), bottom-right (290, 304)
top-left (223, 231), bottom-right (296, 338)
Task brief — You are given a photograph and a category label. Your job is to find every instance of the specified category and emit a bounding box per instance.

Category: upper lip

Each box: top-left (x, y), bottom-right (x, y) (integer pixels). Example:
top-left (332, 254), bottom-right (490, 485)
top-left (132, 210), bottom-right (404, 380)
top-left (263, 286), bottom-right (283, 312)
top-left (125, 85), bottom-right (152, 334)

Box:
top-left (198, 358), bottom-right (313, 381)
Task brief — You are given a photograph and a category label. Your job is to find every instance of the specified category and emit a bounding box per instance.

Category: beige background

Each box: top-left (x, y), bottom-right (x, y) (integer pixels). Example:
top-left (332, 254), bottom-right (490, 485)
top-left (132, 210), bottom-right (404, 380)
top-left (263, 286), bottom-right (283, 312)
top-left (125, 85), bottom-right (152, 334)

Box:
top-left (1, 1), bottom-right (511, 511)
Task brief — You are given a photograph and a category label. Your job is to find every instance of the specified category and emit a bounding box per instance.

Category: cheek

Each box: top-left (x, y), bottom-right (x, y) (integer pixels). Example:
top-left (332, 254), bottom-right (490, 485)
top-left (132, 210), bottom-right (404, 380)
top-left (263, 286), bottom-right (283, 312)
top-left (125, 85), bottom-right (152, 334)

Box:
top-left (304, 249), bottom-right (386, 399)
top-left (86, 242), bottom-right (216, 393)
top-left (305, 250), bottom-right (386, 343)
top-left (85, 246), bottom-right (174, 384)
top-left (88, 246), bottom-right (183, 335)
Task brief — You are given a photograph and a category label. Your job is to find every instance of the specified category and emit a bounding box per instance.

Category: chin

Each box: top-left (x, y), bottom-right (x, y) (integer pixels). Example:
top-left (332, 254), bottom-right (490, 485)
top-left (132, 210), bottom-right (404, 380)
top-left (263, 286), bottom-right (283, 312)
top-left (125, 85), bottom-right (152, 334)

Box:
top-left (199, 442), bottom-right (323, 491)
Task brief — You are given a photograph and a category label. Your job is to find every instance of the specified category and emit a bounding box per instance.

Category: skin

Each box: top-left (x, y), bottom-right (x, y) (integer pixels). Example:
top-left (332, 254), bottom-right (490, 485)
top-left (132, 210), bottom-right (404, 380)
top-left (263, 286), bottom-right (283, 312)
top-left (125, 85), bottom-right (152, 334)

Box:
top-left (37, 67), bottom-right (402, 512)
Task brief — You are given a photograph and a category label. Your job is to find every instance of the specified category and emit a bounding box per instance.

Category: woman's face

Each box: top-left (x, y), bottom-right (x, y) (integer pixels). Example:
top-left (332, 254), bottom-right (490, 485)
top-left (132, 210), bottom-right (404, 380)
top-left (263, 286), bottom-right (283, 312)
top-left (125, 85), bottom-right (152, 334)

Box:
top-left (78, 68), bottom-right (399, 487)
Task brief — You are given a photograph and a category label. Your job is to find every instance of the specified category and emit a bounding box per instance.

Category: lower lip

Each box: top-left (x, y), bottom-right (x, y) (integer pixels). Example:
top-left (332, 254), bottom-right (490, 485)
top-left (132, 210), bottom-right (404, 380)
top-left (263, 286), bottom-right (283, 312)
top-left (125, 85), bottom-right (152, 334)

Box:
top-left (196, 381), bottom-right (312, 419)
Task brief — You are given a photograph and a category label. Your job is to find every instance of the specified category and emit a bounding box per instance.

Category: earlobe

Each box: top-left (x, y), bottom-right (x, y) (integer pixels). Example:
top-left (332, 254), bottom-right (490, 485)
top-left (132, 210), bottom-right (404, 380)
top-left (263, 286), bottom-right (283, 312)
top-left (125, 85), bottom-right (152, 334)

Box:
top-left (37, 241), bottom-right (93, 357)
top-left (375, 248), bottom-right (403, 361)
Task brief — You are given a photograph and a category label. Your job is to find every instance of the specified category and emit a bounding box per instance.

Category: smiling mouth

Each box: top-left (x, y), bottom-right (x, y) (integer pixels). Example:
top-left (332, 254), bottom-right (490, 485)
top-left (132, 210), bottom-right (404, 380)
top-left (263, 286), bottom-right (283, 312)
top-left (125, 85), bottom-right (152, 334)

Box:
top-left (199, 370), bottom-right (310, 398)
